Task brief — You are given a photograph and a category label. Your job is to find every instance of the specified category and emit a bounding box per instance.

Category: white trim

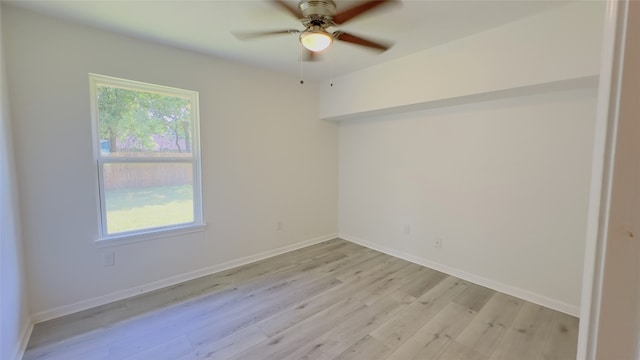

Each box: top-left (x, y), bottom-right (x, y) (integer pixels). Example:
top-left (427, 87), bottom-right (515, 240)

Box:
top-left (99, 157), bottom-right (194, 164)
top-left (95, 223), bottom-right (206, 247)
top-left (31, 233), bottom-right (338, 323)
top-left (577, 1), bottom-right (627, 359)
top-left (340, 233), bottom-right (580, 317)
top-left (12, 317), bottom-right (33, 360)
top-left (88, 73), bottom-right (194, 98)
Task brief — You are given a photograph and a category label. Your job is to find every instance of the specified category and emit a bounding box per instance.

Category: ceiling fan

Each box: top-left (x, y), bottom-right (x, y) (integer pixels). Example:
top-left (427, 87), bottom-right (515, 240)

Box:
top-left (235, 0), bottom-right (398, 59)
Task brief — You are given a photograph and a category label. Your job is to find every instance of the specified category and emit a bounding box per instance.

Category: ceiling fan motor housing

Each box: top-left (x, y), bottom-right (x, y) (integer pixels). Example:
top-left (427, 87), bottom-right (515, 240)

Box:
top-left (298, 0), bottom-right (337, 18)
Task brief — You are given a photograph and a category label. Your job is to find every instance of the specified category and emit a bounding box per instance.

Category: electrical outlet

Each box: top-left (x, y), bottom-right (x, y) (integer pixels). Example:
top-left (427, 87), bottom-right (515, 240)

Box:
top-left (434, 238), bottom-right (442, 248)
top-left (103, 252), bottom-right (115, 267)
top-left (277, 221), bottom-right (284, 231)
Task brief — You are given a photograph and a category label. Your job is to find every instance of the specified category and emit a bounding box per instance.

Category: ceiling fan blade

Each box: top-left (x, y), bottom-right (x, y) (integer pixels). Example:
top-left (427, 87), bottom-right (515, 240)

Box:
top-left (332, 0), bottom-right (398, 25)
top-left (333, 31), bottom-right (391, 52)
top-left (233, 29), bottom-right (300, 40)
top-left (270, 0), bottom-right (302, 19)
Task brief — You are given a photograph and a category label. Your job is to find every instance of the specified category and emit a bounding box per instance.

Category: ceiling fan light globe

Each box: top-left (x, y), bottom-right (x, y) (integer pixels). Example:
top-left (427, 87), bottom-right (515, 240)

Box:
top-left (300, 31), bottom-right (333, 52)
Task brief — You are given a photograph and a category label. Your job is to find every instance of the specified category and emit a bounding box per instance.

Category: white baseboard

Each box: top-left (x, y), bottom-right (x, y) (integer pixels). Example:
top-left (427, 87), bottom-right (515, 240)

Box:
top-left (31, 233), bottom-right (338, 323)
top-left (13, 316), bottom-right (33, 360)
top-left (340, 233), bottom-right (580, 317)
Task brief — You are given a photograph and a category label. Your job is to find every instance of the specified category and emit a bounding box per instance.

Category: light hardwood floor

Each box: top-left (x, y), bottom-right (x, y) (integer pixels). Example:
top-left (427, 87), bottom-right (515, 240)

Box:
top-left (23, 239), bottom-right (579, 360)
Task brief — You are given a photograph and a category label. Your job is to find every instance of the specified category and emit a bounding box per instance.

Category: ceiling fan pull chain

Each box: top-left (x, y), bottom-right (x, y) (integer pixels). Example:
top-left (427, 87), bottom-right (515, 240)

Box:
top-left (300, 42), bottom-right (305, 85)
top-left (330, 42), bottom-right (334, 87)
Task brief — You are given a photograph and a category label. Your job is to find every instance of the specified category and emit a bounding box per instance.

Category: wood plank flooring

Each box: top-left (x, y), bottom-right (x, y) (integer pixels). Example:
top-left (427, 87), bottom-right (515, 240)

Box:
top-left (23, 239), bottom-right (579, 360)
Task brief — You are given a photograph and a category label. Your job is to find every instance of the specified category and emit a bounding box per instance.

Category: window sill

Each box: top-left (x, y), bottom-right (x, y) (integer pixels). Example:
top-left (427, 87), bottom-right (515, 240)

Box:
top-left (95, 223), bottom-right (206, 248)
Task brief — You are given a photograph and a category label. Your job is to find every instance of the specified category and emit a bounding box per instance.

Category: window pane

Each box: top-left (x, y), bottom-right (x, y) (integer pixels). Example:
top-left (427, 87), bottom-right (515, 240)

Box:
top-left (103, 163), bottom-right (194, 234)
top-left (96, 85), bottom-right (193, 157)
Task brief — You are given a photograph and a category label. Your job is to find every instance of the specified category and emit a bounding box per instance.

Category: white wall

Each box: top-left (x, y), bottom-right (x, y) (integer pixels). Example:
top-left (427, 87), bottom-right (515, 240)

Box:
top-left (329, 2), bottom-right (605, 315)
top-left (0, 5), bottom-right (32, 359)
top-left (339, 85), bottom-right (597, 315)
top-left (2, 5), bottom-right (338, 320)
top-left (320, 1), bottom-right (605, 120)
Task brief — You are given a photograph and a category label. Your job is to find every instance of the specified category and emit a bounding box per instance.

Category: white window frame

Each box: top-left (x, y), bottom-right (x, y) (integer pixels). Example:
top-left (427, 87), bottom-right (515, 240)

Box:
top-left (89, 74), bottom-right (204, 245)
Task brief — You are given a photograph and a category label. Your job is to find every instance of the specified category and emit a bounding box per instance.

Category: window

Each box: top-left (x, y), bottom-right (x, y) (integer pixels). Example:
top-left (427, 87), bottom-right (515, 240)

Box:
top-left (89, 74), bottom-right (203, 242)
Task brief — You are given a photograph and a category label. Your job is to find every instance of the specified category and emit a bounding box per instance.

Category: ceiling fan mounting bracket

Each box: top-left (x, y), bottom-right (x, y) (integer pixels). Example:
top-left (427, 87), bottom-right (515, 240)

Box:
top-left (298, 0), bottom-right (337, 18)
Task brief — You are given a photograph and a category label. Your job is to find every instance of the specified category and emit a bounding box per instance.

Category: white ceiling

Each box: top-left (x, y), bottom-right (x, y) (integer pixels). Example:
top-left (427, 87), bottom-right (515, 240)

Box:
top-left (6, 0), bottom-right (567, 81)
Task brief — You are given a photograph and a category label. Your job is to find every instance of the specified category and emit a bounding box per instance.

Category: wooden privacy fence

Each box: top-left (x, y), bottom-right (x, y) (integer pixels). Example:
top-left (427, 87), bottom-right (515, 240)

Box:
top-left (103, 162), bottom-right (192, 190)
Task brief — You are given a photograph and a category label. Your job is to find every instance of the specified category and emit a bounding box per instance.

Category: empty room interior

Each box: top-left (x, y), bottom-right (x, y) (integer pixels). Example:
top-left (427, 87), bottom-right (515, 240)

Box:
top-left (2, 0), bottom-right (639, 359)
